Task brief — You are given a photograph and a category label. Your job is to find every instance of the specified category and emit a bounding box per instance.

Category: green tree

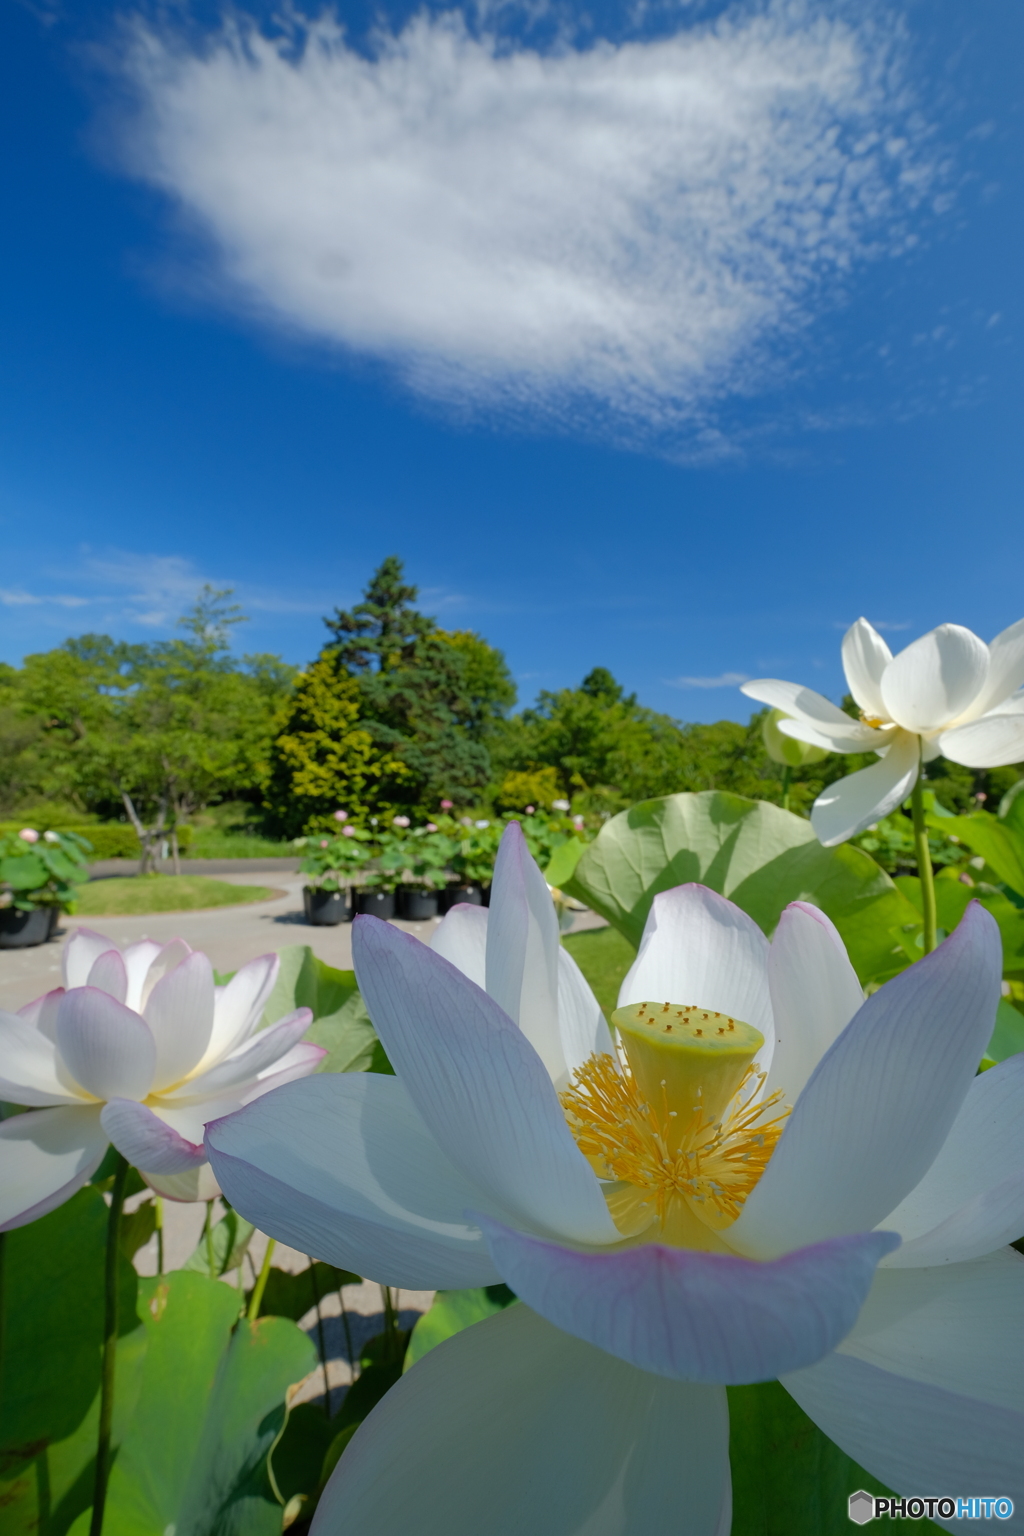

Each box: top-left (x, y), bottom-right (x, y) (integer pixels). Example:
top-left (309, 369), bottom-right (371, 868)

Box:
top-left (264, 657), bottom-right (407, 836)
top-left (12, 589), bottom-right (293, 867)
top-left (322, 557), bottom-right (514, 814)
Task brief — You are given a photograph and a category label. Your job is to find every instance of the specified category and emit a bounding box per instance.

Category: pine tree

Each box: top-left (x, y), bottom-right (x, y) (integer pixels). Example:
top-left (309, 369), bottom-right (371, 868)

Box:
top-left (323, 557), bottom-right (513, 813)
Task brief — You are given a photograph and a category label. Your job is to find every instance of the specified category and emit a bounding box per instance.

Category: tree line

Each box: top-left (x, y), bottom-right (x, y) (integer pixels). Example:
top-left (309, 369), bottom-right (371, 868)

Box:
top-left (0, 557), bottom-right (1004, 855)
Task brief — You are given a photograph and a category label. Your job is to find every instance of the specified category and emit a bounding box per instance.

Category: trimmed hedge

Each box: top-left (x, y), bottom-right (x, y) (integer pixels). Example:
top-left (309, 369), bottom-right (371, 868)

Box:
top-left (0, 823), bottom-right (141, 859)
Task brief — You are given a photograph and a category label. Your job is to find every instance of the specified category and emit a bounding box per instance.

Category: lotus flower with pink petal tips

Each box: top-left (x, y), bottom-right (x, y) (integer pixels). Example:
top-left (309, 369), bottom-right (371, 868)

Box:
top-left (205, 823), bottom-right (1024, 1535)
top-left (0, 929), bottom-right (325, 1227)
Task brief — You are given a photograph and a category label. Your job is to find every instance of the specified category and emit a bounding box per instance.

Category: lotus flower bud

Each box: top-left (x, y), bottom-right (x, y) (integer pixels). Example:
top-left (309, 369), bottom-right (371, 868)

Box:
top-left (762, 709), bottom-right (829, 768)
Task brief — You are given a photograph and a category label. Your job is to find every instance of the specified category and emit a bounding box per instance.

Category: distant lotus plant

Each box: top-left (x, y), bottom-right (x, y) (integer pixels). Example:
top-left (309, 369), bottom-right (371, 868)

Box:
top-left (206, 824), bottom-right (1022, 1534)
top-left (743, 616), bottom-right (1024, 952)
top-left (743, 617), bottom-right (1024, 845)
top-left (0, 928), bottom-right (324, 1227)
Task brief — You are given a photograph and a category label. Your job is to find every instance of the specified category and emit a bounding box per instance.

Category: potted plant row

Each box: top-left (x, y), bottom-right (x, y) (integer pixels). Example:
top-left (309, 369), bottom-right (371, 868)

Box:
top-left (0, 826), bottom-right (92, 948)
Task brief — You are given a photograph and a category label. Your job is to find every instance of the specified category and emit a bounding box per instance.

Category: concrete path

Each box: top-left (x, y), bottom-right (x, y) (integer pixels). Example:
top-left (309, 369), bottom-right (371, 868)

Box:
top-left (0, 872), bottom-right (605, 1010)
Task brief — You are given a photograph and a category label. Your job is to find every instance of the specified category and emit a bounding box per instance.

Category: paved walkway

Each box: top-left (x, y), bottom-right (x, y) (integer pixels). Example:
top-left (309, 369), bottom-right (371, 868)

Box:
top-left (0, 873), bottom-right (606, 1010)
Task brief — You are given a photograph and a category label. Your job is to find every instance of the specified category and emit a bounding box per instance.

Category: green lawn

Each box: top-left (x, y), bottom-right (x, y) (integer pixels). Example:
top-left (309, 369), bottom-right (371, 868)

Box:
top-left (562, 925), bottom-right (636, 1019)
top-left (75, 875), bottom-right (277, 916)
top-left (184, 830), bottom-right (295, 858)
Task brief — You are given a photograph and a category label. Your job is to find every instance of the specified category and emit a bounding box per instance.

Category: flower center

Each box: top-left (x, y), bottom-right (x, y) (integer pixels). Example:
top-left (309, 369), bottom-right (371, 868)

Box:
top-left (858, 710), bottom-right (888, 729)
top-left (560, 1001), bottom-right (789, 1251)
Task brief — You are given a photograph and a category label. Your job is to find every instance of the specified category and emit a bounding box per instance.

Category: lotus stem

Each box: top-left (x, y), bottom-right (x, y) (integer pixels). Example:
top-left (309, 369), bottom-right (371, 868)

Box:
top-left (204, 1200), bottom-right (215, 1277)
top-left (90, 1152), bottom-right (130, 1536)
top-left (308, 1258), bottom-right (330, 1417)
top-left (780, 766), bottom-right (792, 814)
top-left (911, 755), bottom-right (938, 954)
top-left (154, 1198), bottom-right (164, 1276)
top-left (0, 1232), bottom-right (6, 1416)
top-left (247, 1238), bottom-right (276, 1321)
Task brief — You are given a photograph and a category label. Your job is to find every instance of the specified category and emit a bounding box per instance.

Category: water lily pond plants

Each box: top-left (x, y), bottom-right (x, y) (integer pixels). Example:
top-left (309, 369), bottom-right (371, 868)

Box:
top-left (206, 823), bottom-right (1023, 1534)
top-left (0, 826), bottom-right (92, 946)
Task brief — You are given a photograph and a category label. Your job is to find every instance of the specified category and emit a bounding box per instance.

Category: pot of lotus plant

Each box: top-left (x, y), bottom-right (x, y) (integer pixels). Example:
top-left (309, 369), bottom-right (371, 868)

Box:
top-left (0, 905), bottom-right (59, 949)
top-left (303, 886), bottom-right (352, 926)
top-left (355, 888), bottom-right (396, 919)
top-left (437, 882), bottom-right (487, 913)
top-left (395, 885), bottom-right (439, 920)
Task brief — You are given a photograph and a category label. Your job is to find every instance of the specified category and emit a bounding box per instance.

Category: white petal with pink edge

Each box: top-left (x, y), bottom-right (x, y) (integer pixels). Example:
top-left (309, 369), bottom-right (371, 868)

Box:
top-left (163, 1008), bottom-right (312, 1102)
top-left (764, 903), bottom-right (863, 1107)
top-left (194, 952), bottom-right (281, 1074)
top-left (312, 1303), bottom-right (731, 1536)
top-left (431, 903), bottom-right (488, 990)
top-left (729, 904), bottom-right (1002, 1259)
top-left (810, 730), bottom-right (920, 846)
top-left (206, 1073), bottom-right (503, 1289)
top-left (619, 885), bottom-right (772, 1041)
top-left (353, 917), bottom-right (619, 1246)
top-left (485, 822), bottom-right (563, 1084)
top-left (144, 1164), bottom-right (221, 1202)
top-left (121, 940), bottom-right (163, 1012)
top-left (86, 949), bottom-right (128, 1004)
top-left (62, 928), bottom-right (117, 990)
top-left (144, 950), bottom-right (216, 1091)
top-left (878, 1054), bottom-right (1024, 1267)
top-left (475, 1213), bottom-right (898, 1384)
top-left (0, 1010), bottom-right (88, 1106)
top-left (101, 1097), bottom-right (207, 1174)
top-left (0, 1105), bottom-right (108, 1231)
top-left (17, 987), bottom-right (63, 1041)
top-left (242, 1041), bottom-right (327, 1101)
top-left (56, 988), bottom-right (157, 1102)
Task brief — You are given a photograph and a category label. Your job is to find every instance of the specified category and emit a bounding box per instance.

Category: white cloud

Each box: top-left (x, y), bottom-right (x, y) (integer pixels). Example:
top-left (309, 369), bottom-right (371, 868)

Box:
top-left (113, 3), bottom-right (938, 448)
top-left (667, 670), bottom-right (751, 688)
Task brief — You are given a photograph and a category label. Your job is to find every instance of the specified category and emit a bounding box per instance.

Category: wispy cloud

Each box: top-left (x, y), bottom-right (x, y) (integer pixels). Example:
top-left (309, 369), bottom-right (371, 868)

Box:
top-left (1, 550), bottom-right (325, 637)
top-left (667, 671), bottom-right (751, 689)
top-left (1, 589), bottom-right (89, 608)
top-left (110, 2), bottom-right (940, 452)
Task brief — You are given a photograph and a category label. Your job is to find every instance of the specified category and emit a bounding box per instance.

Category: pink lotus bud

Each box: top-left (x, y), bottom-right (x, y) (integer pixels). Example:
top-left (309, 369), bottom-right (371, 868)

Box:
top-left (440, 799), bottom-right (454, 810)
top-left (573, 815), bottom-right (585, 829)
top-left (343, 826), bottom-right (356, 837)
top-left (18, 829), bottom-right (39, 843)
top-left (425, 822), bottom-right (438, 832)
top-left (333, 809), bottom-right (349, 822)
top-left (320, 839), bottom-right (329, 847)
top-left (525, 805), bottom-right (535, 814)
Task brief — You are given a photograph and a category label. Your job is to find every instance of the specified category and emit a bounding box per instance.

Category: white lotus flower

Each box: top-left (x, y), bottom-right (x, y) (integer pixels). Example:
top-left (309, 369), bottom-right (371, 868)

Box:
top-left (742, 616), bottom-right (1024, 844)
top-left (206, 824), bottom-right (1022, 1533)
top-left (0, 928), bottom-right (324, 1227)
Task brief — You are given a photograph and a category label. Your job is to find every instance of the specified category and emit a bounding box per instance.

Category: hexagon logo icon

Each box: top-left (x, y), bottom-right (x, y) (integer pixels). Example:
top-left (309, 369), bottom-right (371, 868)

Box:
top-left (848, 1490), bottom-right (875, 1525)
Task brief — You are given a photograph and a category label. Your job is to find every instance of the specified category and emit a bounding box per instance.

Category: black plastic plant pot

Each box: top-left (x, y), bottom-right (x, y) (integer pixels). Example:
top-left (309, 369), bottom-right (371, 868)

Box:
top-left (303, 886), bottom-right (351, 926)
top-left (438, 883), bottom-right (486, 914)
top-left (355, 889), bottom-right (396, 919)
top-left (0, 906), bottom-right (59, 949)
top-left (396, 887), bottom-right (439, 921)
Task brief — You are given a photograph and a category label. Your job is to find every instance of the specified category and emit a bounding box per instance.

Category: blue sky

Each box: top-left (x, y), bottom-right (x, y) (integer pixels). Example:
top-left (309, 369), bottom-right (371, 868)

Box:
top-left (1, 0), bottom-right (1021, 722)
